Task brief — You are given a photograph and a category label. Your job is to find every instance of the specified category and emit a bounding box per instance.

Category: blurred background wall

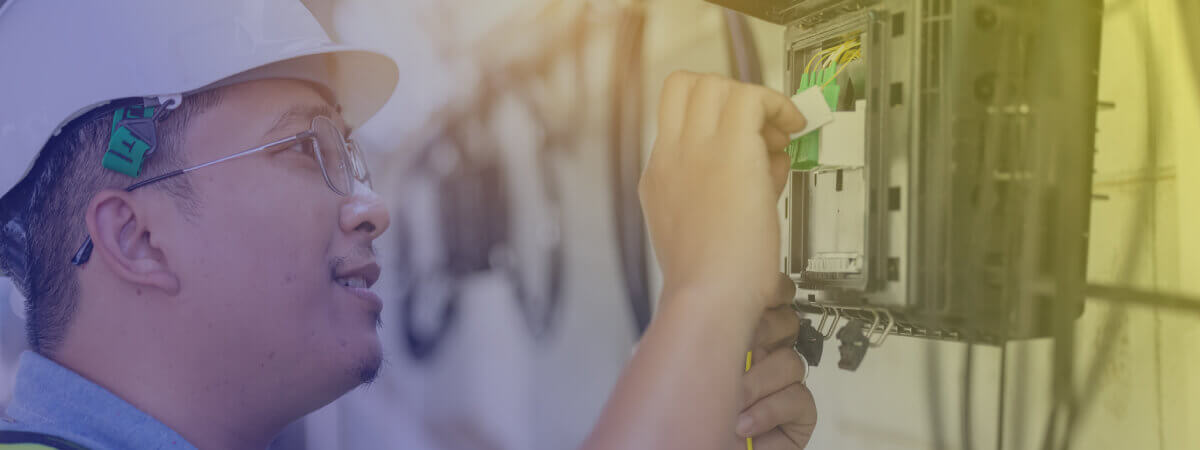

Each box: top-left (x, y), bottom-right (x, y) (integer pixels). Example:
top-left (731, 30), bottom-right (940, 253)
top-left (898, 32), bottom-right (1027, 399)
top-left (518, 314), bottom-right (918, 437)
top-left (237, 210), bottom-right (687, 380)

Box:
top-left (1, 0), bottom-right (1196, 448)
top-left (305, 0), bottom-right (1200, 448)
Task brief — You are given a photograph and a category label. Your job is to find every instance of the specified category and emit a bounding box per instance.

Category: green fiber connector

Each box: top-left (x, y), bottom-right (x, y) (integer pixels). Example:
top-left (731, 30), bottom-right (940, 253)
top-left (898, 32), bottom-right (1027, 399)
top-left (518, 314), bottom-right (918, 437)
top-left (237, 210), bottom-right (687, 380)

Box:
top-left (785, 64), bottom-right (841, 170)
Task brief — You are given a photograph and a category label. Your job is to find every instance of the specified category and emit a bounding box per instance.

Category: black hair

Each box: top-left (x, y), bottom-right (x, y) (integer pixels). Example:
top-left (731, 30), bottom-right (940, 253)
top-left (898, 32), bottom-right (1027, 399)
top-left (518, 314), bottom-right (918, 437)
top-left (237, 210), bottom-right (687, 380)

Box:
top-left (6, 90), bottom-right (224, 356)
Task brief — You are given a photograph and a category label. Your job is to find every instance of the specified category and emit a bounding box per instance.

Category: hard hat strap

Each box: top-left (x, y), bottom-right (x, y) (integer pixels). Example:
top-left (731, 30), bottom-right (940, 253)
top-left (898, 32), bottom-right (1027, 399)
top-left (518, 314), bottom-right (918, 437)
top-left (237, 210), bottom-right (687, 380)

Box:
top-left (101, 95), bottom-right (182, 178)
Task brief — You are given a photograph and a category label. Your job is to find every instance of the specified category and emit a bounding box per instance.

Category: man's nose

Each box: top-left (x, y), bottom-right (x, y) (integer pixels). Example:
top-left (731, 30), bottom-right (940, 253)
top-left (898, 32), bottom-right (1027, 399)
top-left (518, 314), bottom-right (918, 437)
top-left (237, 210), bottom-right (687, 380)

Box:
top-left (340, 181), bottom-right (390, 240)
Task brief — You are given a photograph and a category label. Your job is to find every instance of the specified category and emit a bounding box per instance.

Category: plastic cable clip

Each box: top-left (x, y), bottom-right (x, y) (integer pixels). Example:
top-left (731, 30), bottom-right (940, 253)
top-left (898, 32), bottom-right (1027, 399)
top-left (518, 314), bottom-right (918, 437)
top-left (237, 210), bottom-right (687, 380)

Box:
top-left (102, 95), bottom-right (180, 178)
top-left (102, 105), bottom-right (157, 177)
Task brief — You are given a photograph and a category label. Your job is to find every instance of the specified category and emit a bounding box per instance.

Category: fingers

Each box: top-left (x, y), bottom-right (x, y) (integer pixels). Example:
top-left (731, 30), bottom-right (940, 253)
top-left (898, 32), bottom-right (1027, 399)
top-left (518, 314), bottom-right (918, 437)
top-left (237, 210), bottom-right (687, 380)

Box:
top-left (769, 150), bottom-right (791, 194)
top-left (778, 399), bottom-right (816, 450)
top-left (762, 125), bottom-right (791, 154)
top-left (762, 125), bottom-right (793, 193)
top-left (657, 71), bottom-right (701, 143)
top-left (759, 86), bottom-right (808, 136)
top-left (719, 84), bottom-right (807, 147)
top-left (770, 272), bottom-right (797, 309)
top-left (683, 74), bottom-right (733, 139)
top-left (737, 383), bottom-right (817, 442)
top-left (658, 71), bottom-right (806, 153)
top-left (753, 305), bottom-right (802, 355)
top-left (742, 346), bottom-right (808, 409)
top-left (733, 429), bottom-right (800, 450)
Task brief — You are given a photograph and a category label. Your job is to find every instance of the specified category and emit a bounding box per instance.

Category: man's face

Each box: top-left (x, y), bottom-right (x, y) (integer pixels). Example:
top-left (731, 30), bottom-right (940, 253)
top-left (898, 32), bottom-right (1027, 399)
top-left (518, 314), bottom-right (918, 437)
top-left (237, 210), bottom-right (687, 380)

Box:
top-left (161, 79), bottom-right (389, 409)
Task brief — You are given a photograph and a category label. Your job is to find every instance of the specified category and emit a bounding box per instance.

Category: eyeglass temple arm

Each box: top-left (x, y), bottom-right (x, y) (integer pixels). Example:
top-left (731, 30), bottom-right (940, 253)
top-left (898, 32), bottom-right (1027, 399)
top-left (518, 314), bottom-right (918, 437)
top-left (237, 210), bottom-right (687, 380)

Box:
top-left (69, 134), bottom-right (307, 266)
top-left (69, 169), bottom-right (187, 265)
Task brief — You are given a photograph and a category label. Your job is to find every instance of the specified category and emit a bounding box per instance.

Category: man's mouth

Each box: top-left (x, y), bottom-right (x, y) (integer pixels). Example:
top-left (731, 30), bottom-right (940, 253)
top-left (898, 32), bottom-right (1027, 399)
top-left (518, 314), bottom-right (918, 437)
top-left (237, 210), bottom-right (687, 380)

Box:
top-left (334, 276), bottom-right (369, 289)
top-left (331, 260), bottom-right (381, 289)
top-left (331, 259), bottom-right (384, 316)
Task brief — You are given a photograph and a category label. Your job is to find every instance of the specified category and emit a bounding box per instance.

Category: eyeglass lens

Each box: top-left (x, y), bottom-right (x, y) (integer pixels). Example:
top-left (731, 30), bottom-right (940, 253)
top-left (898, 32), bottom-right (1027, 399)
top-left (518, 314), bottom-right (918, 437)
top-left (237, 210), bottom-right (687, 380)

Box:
top-left (311, 116), bottom-right (372, 195)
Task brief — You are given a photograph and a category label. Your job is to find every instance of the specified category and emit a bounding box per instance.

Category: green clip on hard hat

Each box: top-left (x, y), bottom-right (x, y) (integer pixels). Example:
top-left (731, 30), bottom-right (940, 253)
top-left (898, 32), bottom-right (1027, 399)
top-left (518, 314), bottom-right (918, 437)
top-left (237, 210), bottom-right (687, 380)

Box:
top-left (0, 0), bottom-right (400, 299)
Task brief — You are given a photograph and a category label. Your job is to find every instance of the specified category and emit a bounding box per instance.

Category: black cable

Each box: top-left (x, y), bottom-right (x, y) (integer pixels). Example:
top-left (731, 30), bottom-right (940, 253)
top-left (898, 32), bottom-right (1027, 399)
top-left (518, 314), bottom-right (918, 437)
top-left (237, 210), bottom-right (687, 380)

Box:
top-left (397, 144), bottom-right (466, 361)
top-left (996, 343), bottom-right (1007, 450)
top-left (505, 89), bottom-right (570, 340)
top-left (1005, 0), bottom-right (1105, 447)
top-left (1084, 284), bottom-right (1200, 316)
top-left (1177, 0), bottom-right (1200, 91)
top-left (721, 9), bottom-right (763, 84)
top-left (401, 279), bottom-right (460, 360)
top-left (611, 7), bottom-right (765, 338)
top-left (962, 343), bottom-right (974, 450)
top-left (610, 2), bottom-right (652, 337)
top-left (1052, 1), bottom-right (1160, 446)
top-left (395, 4), bottom-right (598, 353)
top-left (926, 341), bottom-right (948, 450)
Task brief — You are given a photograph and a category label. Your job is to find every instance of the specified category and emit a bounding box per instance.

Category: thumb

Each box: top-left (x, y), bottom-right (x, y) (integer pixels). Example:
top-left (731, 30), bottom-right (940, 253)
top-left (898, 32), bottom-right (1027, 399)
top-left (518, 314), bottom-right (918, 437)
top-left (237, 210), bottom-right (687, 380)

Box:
top-left (771, 272), bottom-right (797, 308)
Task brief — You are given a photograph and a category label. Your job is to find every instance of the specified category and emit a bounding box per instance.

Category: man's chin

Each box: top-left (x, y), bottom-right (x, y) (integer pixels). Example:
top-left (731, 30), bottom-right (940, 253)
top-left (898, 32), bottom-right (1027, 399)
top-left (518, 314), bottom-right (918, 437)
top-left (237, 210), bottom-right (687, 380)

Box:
top-left (334, 326), bottom-right (383, 390)
top-left (355, 350), bottom-right (384, 386)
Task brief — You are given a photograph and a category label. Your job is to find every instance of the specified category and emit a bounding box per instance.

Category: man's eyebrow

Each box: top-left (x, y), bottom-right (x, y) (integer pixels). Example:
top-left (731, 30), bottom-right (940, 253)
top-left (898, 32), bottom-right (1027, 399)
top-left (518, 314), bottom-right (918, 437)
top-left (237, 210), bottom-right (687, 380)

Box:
top-left (263, 103), bottom-right (350, 137)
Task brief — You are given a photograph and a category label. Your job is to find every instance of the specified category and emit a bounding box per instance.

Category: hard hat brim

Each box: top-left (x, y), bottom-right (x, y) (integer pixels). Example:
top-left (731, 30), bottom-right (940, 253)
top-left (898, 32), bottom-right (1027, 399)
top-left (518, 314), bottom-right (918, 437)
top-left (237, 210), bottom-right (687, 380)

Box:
top-left (0, 44), bottom-right (399, 211)
top-left (217, 45), bottom-right (401, 129)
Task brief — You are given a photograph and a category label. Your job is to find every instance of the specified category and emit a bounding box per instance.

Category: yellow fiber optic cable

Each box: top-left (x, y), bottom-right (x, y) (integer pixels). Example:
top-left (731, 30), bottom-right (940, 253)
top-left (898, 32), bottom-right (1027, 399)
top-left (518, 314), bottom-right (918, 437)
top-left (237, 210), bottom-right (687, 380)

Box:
top-left (822, 63), bottom-right (852, 88)
top-left (822, 47), bottom-right (862, 88)
top-left (826, 40), bottom-right (859, 68)
top-left (745, 351), bottom-right (753, 450)
top-left (804, 38), bottom-right (863, 90)
top-left (804, 46), bottom-right (841, 75)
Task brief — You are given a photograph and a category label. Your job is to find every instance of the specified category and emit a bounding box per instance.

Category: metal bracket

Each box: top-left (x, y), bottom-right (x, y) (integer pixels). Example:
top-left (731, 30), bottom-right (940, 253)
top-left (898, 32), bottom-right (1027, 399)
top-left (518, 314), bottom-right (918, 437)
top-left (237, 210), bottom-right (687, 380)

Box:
top-left (817, 305), bottom-right (841, 340)
top-left (803, 303), bottom-right (895, 346)
top-left (864, 309), bottom-right (894, 347)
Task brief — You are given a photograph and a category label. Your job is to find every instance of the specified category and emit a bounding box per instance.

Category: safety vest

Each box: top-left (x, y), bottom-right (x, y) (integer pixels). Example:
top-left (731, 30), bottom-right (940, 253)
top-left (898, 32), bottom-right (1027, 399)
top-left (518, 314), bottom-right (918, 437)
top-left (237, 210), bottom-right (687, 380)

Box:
top-left (0, 431), bottom-right (88, 450)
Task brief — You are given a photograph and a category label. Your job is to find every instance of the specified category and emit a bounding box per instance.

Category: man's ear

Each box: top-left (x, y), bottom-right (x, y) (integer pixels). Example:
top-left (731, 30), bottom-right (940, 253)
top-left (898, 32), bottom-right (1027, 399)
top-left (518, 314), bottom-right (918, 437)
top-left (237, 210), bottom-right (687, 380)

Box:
top-left (84, 190), bottom-right (180, 295)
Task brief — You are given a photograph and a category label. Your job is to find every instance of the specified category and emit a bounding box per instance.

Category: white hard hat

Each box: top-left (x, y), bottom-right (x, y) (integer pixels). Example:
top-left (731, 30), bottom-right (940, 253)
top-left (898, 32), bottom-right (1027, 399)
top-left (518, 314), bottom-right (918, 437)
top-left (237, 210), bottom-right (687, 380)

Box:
top-left (0, 0), bottom-right (399, 291)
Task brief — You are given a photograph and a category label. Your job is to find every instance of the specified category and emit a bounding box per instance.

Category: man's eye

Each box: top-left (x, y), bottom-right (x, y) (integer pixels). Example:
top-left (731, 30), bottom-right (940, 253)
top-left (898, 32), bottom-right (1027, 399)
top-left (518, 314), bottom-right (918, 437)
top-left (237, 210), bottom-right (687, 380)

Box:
top-left (284, 140), bottom-right (323, 167)
top-left (286, 140), bottom-right (316, 158)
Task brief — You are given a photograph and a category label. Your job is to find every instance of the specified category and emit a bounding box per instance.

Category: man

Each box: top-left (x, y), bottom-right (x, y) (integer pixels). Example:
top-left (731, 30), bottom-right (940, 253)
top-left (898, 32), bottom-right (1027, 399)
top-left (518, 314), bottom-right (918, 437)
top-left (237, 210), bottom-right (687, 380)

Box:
top-left (0, 1), bottom-right (814, 449)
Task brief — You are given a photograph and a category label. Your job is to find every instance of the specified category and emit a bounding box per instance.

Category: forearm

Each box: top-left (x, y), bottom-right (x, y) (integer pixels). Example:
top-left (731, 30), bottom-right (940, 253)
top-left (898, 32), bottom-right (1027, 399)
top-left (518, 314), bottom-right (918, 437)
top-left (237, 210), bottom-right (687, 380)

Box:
top-left (589, 71), bottom-right (809, 449)
top-left (582, 287), bottom-right (760, 450)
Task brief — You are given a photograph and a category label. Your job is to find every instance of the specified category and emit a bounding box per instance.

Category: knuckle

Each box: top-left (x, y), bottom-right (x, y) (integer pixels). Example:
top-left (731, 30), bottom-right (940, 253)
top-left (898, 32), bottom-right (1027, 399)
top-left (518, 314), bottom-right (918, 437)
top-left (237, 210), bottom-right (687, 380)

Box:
top-left (758, 434), bottom-right (796, 450)
top-left (731, 83), bottom-right (759, 100)
top-left (715, 96), bottom-right (753, 121)
top-left (756, 314), bottom-right (772, 333)
top-left (768, 306), bottom-right (793, 325)
top-left (771, 382), bottom-right (801, 402)
top-left (742, 382), bottom-right (755, 406)
top-left (754, 396), bottom-right (782, 423)
top-left (697, 72), bottom-right (724, 85)
top-left (693, 74), bottom-right (731, 96)
top-left (787, 356), bottom-right (807, 380)
top-left (665, 70), bottom-right (696, 86)
top-left (786, 383), bottom-right (813, 404)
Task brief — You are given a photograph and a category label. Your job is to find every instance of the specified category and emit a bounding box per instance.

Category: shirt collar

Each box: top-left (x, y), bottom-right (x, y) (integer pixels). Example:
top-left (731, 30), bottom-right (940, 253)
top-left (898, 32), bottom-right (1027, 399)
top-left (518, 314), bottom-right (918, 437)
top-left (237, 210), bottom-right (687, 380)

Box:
top-left (6, 351), bottom-right (196, 449)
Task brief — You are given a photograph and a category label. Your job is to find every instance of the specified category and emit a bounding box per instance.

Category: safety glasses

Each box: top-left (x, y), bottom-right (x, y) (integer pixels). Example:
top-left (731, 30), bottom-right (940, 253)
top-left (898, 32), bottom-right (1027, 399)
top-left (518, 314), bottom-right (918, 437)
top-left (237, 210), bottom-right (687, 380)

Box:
top-left (71, 116), bottom-right (371, 265)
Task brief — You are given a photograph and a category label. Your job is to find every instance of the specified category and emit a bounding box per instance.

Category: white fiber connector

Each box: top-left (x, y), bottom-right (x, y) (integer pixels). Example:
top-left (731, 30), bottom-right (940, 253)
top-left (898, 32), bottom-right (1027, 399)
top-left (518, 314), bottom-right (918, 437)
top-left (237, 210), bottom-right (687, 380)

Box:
top-left (788, 86), bottom-right (836, 140)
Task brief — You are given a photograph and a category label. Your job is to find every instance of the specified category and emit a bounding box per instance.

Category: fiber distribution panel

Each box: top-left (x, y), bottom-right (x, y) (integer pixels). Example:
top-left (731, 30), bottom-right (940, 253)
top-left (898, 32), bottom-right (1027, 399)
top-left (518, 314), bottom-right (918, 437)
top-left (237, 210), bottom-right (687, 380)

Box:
top-left (711, 0), bottom-right (1102, 344)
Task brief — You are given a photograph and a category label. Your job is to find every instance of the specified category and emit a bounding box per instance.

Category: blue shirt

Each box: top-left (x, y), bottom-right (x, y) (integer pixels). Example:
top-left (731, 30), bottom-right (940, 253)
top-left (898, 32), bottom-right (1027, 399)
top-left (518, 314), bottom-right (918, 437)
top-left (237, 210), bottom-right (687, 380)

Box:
top-left (0, 351), bottom-right (196, 449)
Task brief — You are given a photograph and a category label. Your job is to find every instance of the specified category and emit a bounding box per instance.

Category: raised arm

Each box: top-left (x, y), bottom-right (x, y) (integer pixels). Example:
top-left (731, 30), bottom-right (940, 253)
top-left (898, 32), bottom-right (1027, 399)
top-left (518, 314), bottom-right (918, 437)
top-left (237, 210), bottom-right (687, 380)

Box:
top-left (583, 72), bottom-right (806, 450)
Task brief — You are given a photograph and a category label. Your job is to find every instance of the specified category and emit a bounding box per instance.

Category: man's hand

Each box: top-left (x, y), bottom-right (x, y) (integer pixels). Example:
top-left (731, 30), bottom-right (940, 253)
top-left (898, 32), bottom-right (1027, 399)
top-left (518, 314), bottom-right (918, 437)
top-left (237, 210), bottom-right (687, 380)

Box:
top-left (638, 71), bottom-right (806, 314)
top-left (736, 306), bottom-right (817, 449)
top-left (583, 72), bottom-right (808, 450)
